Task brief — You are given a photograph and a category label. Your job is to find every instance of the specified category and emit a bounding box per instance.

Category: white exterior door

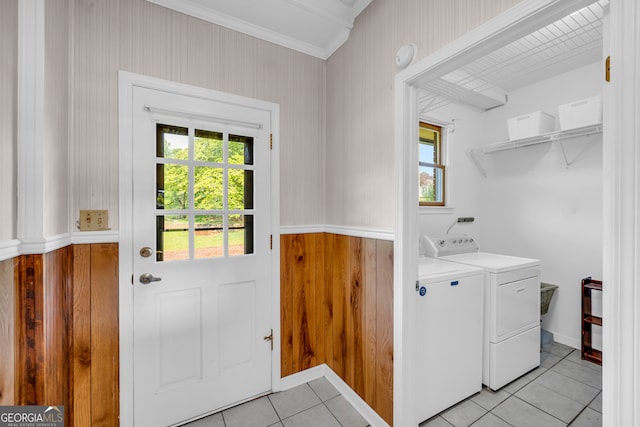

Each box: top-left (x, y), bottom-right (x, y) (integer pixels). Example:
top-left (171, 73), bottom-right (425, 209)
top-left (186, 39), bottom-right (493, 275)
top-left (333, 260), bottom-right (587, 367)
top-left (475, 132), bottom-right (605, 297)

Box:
top-left (131, 86), bottom-right (273, 426)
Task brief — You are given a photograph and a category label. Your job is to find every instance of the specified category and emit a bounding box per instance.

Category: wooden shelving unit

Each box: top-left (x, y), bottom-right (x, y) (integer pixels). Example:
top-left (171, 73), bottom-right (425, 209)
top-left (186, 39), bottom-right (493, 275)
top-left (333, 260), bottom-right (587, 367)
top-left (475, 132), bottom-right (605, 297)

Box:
top-left (581, 276), bottom-right (603, 365)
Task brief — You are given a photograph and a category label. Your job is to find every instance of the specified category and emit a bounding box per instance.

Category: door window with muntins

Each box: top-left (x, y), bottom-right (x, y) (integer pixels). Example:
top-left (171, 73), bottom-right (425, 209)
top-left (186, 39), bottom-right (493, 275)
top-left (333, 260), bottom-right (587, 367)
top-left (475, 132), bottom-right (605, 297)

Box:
top-left (155, 124), bottom-right (255, 261)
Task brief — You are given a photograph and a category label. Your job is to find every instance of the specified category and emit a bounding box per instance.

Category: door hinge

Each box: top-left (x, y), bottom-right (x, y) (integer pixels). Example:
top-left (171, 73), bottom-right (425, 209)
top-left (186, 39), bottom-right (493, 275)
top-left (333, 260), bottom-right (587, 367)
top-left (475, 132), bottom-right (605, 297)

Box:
top-left (270, 134), bottom-right (273, 150)
top-left (605, 56), bottom-right (610, 82)
top-left (264, 329), bottom-right (273, 351)
top-left (270, 234), bottom-right (273, 250)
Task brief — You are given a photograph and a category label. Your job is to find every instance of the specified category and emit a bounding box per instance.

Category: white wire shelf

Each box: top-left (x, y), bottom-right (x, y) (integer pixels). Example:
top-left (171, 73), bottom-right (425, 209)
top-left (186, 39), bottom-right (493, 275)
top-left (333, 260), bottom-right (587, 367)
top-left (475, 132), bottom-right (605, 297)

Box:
top-left (417, 0), bottom-right (608, 115)
top-left (468, 123), bottom-right (602, 177)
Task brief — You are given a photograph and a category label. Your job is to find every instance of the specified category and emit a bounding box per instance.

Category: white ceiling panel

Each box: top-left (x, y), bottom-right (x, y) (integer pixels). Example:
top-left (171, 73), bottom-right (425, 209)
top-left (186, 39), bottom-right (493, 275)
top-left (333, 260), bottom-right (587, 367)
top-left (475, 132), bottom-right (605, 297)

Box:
top-left (146, 0), bottom-right (373, 59)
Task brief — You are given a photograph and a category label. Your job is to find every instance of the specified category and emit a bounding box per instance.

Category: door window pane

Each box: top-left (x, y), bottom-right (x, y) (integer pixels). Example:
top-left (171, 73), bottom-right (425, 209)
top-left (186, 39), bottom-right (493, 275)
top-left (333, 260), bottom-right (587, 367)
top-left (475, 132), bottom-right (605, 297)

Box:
top-left (195, 129), bottom-right (223, 163)
top-left (229, 214), bottom-right (253, 256)
top-left (157, 125), bottom-right (189, 159)
top-left (156, 215), bottom-right (190, 262)
top-left (229, 135), bottom-right (253, 165)
top-left (228, 169), bottom-right (253, 210)
top-left (195, 215), bottom-right (223, 259)
top-left (194, 166), bottom-right (223, 210)
top-left (157, 164), bottom-right (189, 210)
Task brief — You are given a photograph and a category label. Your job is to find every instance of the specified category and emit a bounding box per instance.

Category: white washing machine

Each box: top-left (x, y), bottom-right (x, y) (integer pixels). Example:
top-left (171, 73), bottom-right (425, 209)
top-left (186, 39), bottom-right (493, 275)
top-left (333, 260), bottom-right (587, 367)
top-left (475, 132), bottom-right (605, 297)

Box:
top-left (423, 234), bottom-right (541, 391)
top-left (414, 257), bottom-right (484, 424)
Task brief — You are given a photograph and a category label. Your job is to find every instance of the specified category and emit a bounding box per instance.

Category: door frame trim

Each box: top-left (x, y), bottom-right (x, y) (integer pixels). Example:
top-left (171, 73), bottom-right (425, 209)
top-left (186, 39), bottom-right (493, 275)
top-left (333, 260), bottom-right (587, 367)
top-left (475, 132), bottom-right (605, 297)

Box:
top-left (118, 71), bottom-right (281, 427)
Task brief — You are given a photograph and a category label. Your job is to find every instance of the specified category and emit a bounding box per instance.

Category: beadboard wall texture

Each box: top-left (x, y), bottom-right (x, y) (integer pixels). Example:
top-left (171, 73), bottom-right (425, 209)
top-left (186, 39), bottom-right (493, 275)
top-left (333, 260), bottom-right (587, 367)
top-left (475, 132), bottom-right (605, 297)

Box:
top-left (0, 1), bottom-right (17, 241)
top-left (45, 0), bottom-right (71, 237)
top-left (72, 0), bottom-right (326, 230)
top-left (325, 0), bottom-right (521, 229)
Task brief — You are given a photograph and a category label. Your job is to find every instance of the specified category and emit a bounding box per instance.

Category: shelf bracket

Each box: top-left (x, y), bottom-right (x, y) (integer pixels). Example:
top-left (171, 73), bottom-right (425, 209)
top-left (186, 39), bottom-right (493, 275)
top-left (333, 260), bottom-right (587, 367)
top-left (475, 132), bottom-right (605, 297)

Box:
top-left (467, 149), bottom-right (487, 178)
top-left (557, 139), bottom-right (570, 168)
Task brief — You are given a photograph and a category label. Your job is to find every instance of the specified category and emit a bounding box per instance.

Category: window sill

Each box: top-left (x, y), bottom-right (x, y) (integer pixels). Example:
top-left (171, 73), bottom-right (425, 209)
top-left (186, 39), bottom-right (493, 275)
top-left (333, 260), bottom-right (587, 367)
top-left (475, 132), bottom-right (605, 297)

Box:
top-left (419, 206), bottom-right (455, 215)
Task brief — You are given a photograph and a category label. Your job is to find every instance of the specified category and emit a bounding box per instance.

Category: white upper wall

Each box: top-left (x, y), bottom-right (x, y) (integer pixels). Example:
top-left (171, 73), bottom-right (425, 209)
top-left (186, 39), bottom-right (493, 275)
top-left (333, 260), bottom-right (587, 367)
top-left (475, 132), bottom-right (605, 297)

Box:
top-left (476, 61), bottom-right (603, 348)
top-left (325, 0), bottom-right (522, 230)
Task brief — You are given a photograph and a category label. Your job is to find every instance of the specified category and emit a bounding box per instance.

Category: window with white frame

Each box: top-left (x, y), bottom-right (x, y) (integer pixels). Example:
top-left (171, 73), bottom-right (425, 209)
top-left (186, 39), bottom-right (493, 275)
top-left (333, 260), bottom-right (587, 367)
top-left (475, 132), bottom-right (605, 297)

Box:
top-left (419, 121), bottom-right (445, 206)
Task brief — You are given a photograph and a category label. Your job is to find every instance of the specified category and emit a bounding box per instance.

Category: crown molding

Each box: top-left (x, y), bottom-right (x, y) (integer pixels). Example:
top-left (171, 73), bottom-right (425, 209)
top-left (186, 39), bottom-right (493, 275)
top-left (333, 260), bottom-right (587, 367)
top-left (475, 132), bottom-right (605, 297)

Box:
top-left (145, 0), bottom-right (370, 59)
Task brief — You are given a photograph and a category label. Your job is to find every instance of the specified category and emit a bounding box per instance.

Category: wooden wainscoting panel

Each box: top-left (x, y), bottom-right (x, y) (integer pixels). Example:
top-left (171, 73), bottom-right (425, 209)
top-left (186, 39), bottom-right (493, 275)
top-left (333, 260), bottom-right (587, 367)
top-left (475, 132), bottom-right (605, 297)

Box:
top-left (361, 238), bottom-right (378, 408)
top-left (328, 233), bottom-right (348, 380)
top-left (0, 258), bottom-right (15, 405)
top-left (43, 247), bottom-right (72, 425)
top-left (313, 233), bottom-right (329, 367)
top-left (280, 234), bottom-right (294, 377)
top-left (291, 233), bottom-right (317, 372)
top-left (89, 243), bottom-right (119, 427)
top-left (375, 239), bottom-right (394, 425)
top-left (346, 236), bottom-right (363, 392)
top-left (280, 233), bottom-right (394, 425)
top-left (15, 254), bottom-right (43, 405)
top-left (72, 245), bottom-right (92, 426)
top-left (280, 233), bottom-right (328, 376)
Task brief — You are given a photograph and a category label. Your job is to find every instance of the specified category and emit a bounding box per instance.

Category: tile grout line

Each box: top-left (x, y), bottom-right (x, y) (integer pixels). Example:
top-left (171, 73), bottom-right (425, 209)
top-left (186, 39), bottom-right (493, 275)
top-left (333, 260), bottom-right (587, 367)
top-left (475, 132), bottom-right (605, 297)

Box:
top-left (510, 395), bottom-right (569, 426)
top-left (484, 347), bottom-right (599, 426)
top-left (266, 393), bottom-right (283, 424)
top-left (321, 400), bottom-right (346, 427)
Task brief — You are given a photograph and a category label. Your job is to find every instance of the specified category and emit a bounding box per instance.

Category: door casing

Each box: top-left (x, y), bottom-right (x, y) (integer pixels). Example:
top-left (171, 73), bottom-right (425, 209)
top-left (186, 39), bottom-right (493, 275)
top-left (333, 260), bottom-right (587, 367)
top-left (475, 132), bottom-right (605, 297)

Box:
top-left (118, 71), bottom-right (281, 427)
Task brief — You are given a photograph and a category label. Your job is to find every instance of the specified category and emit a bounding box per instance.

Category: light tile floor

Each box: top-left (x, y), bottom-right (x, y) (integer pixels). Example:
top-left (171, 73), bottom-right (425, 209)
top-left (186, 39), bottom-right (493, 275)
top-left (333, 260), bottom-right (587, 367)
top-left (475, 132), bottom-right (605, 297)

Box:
top-left (183, 342), bottom-right (600, 427)
top-left (421, 342), bottom-right (602, 427)
top-left (183, 377), bottom-right (370, 427)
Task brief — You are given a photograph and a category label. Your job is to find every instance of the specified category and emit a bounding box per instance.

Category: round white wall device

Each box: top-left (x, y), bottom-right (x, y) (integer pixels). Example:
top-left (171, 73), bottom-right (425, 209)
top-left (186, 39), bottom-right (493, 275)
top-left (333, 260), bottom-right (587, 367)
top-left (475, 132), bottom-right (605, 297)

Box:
top-left (396, 43), bottom-right (417, 69)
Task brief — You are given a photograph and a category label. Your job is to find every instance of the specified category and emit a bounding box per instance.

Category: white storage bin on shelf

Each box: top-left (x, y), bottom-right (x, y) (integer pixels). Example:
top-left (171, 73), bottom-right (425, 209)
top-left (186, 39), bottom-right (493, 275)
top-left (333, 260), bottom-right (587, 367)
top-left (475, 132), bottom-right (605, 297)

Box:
top-left (558, 95), bottom-right (602, 131)
top-left (507, 111), bottom-right (555, 141)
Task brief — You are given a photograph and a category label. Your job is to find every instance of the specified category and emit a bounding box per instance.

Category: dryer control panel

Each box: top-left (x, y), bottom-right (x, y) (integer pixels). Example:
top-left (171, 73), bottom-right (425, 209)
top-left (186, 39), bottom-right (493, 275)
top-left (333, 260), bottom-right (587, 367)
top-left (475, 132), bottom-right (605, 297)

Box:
top-left (423, 233), bottom-right (480, 257)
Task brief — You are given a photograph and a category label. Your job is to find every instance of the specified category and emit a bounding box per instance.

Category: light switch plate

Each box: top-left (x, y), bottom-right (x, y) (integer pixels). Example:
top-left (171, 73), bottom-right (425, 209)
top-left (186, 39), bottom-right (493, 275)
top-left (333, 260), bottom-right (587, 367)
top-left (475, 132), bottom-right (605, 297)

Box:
top-left (79, 210), bottom-right (109, 231)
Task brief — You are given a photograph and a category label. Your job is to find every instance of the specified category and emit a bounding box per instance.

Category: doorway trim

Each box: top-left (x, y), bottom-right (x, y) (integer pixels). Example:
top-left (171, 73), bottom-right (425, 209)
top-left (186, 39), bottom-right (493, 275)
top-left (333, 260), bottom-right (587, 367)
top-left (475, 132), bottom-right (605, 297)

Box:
top-left (394, 0), bottom-right (639, 426)
top-left (118, 71), bottom-right (281, 427)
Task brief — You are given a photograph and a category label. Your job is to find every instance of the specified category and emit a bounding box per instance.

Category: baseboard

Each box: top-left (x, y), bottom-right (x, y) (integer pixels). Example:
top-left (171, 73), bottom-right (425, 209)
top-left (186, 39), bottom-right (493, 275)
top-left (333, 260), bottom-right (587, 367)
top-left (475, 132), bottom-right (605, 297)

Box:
top-left (550, 331), bottom-right (581, 350)
top-left (277, 365), bottom-right (328, 391)
top-left (323, 368), bottom-right (390, 427)
top-left (279, 365), bottom-right (390, 427)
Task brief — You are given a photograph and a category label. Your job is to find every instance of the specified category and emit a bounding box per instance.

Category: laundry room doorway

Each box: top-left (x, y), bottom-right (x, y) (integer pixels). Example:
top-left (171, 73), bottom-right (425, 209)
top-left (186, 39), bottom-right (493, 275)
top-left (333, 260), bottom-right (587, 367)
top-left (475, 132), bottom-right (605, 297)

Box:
top-left (393, 1), bottom-right (640, 426)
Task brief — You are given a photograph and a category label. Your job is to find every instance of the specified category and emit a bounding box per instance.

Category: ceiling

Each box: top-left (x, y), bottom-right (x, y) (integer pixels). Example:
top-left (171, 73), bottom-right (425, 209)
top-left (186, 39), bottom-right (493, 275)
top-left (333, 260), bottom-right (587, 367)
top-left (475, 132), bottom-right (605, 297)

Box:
top-left (417, 0), bottom-right (608, 114)
top-left (146, 0), bottom-right (373, 59)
